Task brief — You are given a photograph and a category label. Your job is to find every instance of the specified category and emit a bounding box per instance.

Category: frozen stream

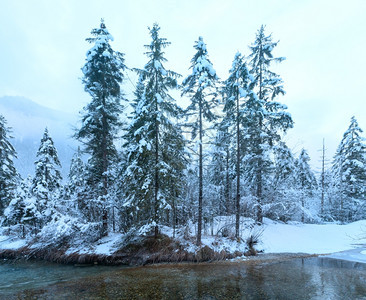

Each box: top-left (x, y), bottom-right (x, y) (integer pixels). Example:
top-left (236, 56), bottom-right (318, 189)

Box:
top-left (1, 255), bottom-right (366, 299)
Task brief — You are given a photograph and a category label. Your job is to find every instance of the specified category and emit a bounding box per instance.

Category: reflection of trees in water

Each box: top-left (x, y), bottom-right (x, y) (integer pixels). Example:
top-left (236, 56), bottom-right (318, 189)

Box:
top-left (244, 260), bottom-right (316, 299)
top-left (11, 258), bottom-right (366, 299)
top-left (313, 258), bottom-right (366, 298)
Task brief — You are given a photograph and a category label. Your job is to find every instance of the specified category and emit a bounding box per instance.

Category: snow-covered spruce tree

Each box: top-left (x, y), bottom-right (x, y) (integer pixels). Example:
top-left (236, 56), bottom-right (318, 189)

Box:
top-left (21, 176), bottom-right (39, 234)
top-left (295, 149), bottom-right (317, 222)
top-left (332, 116), bottom-right (366, 221)
top-left (116, 76), bottom-right (144, 232)
top-left (32, 128), bottom-right (62, 227)
top-left (123, 24), bottom-right (186, 237)
top-left (272, 142), bottom-right (296, 188)
top-left (321, 168), bottom-right (335, 221)
top-left (2, 178), bottom-right (32, 237)
top-left (205, 126), bottom-right (231, 237)
top-left (3, 186), bottom-right (25, 228)
top-left (182, 36), bottom-right (219, 245)
top-left (223, 52), bottom-right (254, 238)
top-left (331, 143), bottom-right (346, 221)
top-left (75, 19), bottom-right (126, 236)
top-left (66, 147), bottom-right (86, 213)
top-left (265, 142), bottom-right (298, 222)
top-left (246, 25), bottom-right (293, 223)
top-left (209, 121), bottom-right (233, 216)
top-left (0, 115), bottom-right (18, 217)
top-left (319, 139), bottom-right (327, 218)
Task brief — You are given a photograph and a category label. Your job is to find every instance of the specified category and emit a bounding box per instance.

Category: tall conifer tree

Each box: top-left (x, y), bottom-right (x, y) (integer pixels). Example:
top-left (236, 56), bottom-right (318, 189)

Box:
top-left (182, 36), bottom-right (218, 245)
top-left (295, 149), bottom-right (317, 222)
top-left (223, 52), bottom-right (254, 238)
top-left (246, 25), bottom-right (293, 223)
top-left (67, 147), bottom-right (86, 212)
top-left (75, 19), bottom-right (126, 236)
top-left (32, 128), bottom-right (62, 226)
top-left (0, 115), bottom-right (18, 216)
top-left (273, 142), bottom-right (296, 188)
top-left (123, 24), bottom-right (186, 237)
top-left (210, 122), bottom-right (232, 216)
top-left (332, 117), bottom-right (366, 221)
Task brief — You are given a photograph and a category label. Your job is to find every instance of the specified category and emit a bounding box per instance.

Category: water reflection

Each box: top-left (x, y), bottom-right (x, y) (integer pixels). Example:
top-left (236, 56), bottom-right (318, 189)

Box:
top-left (0, 259), bottom-right (122, 296)
top-left (3, 257), bottom-right (366, 299)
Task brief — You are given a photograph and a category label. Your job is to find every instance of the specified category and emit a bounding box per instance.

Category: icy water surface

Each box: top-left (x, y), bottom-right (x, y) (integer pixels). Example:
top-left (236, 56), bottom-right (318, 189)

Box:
top-left (2, 256), bottom-right (366, 299)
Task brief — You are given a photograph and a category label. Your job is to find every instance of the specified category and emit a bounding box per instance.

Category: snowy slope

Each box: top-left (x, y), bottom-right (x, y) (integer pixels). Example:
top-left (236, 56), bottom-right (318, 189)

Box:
top-left (0, 96), bottom-right (79, 177)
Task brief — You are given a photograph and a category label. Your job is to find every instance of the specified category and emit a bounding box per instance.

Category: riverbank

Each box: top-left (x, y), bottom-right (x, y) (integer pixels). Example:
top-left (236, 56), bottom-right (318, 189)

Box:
top-left (0, 233), bottom-right (251, 266)
top-left (1, 218), bottom-right (366, 266)
top-left (0, 216), bottom-right (257, 265)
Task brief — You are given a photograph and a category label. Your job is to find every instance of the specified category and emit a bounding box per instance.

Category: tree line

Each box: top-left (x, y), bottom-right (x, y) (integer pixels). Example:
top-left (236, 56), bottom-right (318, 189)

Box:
top-left (1, 20), bottom-right (365, 246)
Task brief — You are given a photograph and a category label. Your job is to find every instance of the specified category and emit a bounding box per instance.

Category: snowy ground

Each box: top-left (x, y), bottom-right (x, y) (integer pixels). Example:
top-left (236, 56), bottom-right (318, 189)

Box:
top-left (0, 235), bottom-right (27, 250)
top-left (64, 232), bottom-right (124, 256)
top-left (1, 218), bottom-right (366, 264)
top-left (260, 218), bottom-right (366, 254)
top-left (259, 218), bottom-right (366, 263)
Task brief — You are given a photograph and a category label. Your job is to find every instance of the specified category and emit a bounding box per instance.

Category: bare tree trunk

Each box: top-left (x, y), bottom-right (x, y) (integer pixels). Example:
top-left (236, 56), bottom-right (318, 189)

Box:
top-left (197, 96), bottom-right (203, 246)
top-left (256, 168), bottom-right (263, 223)
top-left (112, 205), bottom-right (115, 232)
top-left (235, 92), bottom-right (241, 239)
top-left (225, 146), bottom-right (230, 215)
top-left (321, 139), bottom-right (325, 217)
top-left (256, 47), bottom-right (263, 224)
top-left (340, 188), bottom-right (344, 223)
top-left (101, 96), bottom-right (108, 237)
top-left (154, 78), bottom-right (159, 239)
top-left (154, 124), bottom-right (159, 238)
top-left (173, 196), bottom-right (176, 238)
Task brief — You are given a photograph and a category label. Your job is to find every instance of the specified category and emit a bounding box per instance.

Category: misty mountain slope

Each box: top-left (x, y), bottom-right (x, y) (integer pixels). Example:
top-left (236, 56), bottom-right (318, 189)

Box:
top-left (0, 96), bottom-right (79, 178)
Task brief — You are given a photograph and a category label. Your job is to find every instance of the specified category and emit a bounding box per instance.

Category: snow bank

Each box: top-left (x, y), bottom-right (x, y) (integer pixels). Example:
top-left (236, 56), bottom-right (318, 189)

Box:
top-left (64, 233), bottom-right (123, 256)
top-left (1, 218), bottom-right (366, 265)
top-left (93, 233), bottom-right (123, 255)
top-left (0, 236), bottom-right (27, 250)
top-left (260, 218), bottom-right (366, 254)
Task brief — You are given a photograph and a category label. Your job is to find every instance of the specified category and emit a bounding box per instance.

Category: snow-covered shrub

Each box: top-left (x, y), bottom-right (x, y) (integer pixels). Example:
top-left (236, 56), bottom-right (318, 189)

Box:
top-left (36, 212), bottom-right (105, 248)
top-left (215, 219), bottom-right (235, 238)
top-left (37, 213), bottom-right (80, 247)
top-left (138, 222), bottom-right (157, 236)
top-left (242, 225), bottom-right (263, 255)
top-left (261, 187), bottom-right (321, 223)
top-left (77, 221), bottom-right (103, 243)
top-left (0, 225), bottom-right (11, 236)
top-left (242, 195), bottom-right (259, 220)
top-left (182, 219), bottom-right (194, 240)
top-left (262, 200), bottom-right (300, 223)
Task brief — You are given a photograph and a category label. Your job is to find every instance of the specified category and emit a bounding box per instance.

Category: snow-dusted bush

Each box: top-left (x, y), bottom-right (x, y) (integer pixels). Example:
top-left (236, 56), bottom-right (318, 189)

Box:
top-left (36, 213), bottom-right (101, 247)
top-left (37, 213), bottom-right (79, 247)
top-left (214, 216), bottom-right (236, 238)
top-left (77, 221), bottom-right (103, 243)
top-left (138, 222), bottom-right (169, 237)
top-left (244, 226), bottom-right (263, 255)
top-left (242, 195), bottom-right (259, 220)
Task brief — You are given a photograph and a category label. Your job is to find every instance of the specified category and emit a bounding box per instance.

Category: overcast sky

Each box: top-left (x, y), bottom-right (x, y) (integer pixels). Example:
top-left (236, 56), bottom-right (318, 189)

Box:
top-left (1, 0), bottom-right (365, 170)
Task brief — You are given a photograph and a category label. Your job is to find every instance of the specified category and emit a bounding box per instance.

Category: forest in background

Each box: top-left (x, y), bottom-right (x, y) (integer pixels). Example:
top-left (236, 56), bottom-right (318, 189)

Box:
top-left (0, 20), bottom-right (365, 248)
